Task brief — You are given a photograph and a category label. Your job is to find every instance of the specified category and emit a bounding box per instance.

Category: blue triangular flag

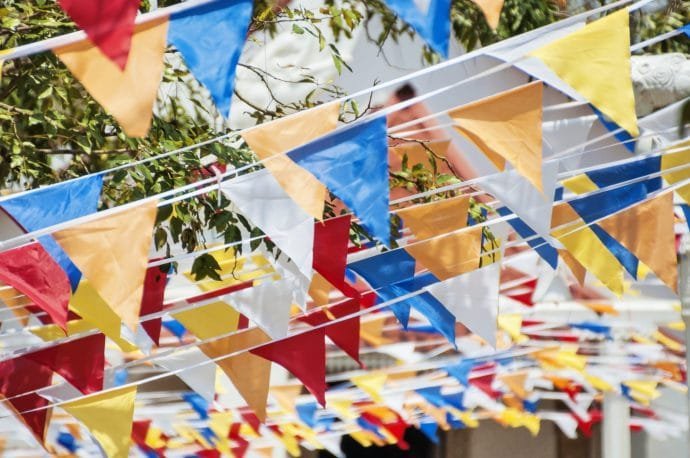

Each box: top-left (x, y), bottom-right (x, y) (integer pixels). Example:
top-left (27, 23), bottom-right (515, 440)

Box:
top-left (416, 386), bottom-right (445, 408)
top-left (0, 175), bottom-right (103, 290)
top-left (497, 207), bottom-right (558, 269)
top-left (384, 0), bottom-right (452, 57)
top-left (169, 0), bottom-right (253, 117)
top-left (420, 421), bottom-right (440, 444)
top-left (296, 402), bottom-right (318, 429)
top-left (445, 360), bottom-right (474, 386)
top-left (681, 23), bottom-right (690, 38)
top-left (289, 116), bottom-right (390, 246)
top-left (681, 204), bottom-right (690, 231)
top-left (182, 392), bottom-right (209, 420)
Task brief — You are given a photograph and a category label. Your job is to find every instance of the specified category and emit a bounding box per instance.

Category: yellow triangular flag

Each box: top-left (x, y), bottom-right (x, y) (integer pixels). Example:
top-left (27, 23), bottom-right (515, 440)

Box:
top-left (531, 8), bottom-right (638, 136)
top-left (53, 19), bottom-right (167, 138)
top-left (62, 386), bottom-right (137, 458)
top-left (351, 372), bottom-right (387, 403)
top-left (329, 398), bottom-right (357, 420)
top-left (396, 196), bottom-right (470, 240)
top-left (173, 301), bottom-right (240, 339)
top-left (360, 316), bottom-right (390, 347)
top-left (449, 81), bottom-right (544, 192)
top-left (661, 143), bottom-right (690, 204)
top-left (497, 314), bottom-right (525, 342)
top-left (471, 0), bottom-right (505, 29)
top-left (241, 103), bottom-right (340, 219)
top-left (405, 226), bottom-right (483, 280)
top-left (498, 372), bottom-right (528, 399)
top-left (199, 328), bottom-right (272, 421)
top-left (54, 201), bottom-right (158, 331)
top-left (598, 193), bottom-right (677, 293)
top-left (271, 385), bottom-right (303, 414)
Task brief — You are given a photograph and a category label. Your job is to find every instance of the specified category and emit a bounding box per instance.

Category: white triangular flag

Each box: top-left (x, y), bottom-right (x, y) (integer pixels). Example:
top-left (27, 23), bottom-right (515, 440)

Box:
top-left (481, 160), bottom-right (558, 243)
top-left (227, 278), bottom-right (292, 338)
top-left (425, 262), bottom-right (501, 347)
top-left (540, 411), bottom-right (578, 439)
top-left (543, 115), bottom-right (597, 171)
top-left (156, 347), bottom-right (216, 402)
top-left (221, 169), bottom-right (314, 283)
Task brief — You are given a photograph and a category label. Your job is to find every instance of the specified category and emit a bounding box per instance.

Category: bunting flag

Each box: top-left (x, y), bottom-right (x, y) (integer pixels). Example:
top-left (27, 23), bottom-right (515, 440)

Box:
top-left (24, 334), bottom-right (105, 395)
top-left (155, 348), bottom-right (217, 403)
top-left (199, 328), bottom-right (272, 421)
top-left (300, 298), bottom-right (362, 366)
top-left (1, 175), bottom-right (103, 290)
top-left (530, 8), bottom-right (639, 137)
top-left (497, 206), bottom-right (558, 269)
top-left (139, 265), bottom-right (169, 346)
top-left (228, 278), bottom-right (293, 338)
top-left (313, 215), bottom-right (355, 295)
top-left (221, 169), bottom-right (314, 282)
top-left (397, 196), bottom-right (470, 239)
top-left (498, 372), bottom-right (528, 399)
top-left (425, 262), bottom-right (501, 346)
top-left (0, 242), bottom-right (70, 329)
top-left (168, 0), bottom-right (253, 117)
top-left (173, 301), bottom-right (240, 339)
top-left (471, 0), bottom-right (504, 30)
top-left (351, 372), bottom-right (387, 403)
top-left (661, 144), bottom-right (690, 204)
top-left (242, 103), bottom-right (341, 219)
top-left (383, 0), bottom-right (452, 56)
top-left (481, 160), bottom-right (558, 242)
top-left (404, 227), bottom-right (483, 280)
top-left (390, 140), bottom-right (453, 175)
top-left (288, 116), bottom-right (390, 246)
top-left (54, 18), bottom-right (168, 138)
top-left (57, 0), bottom-right (140, 69)
top-left (53, 200), bottom-right (158, 331)
top-left (0, 357), bottom-right (53, 443)
top-left (449, 81), bottom-right (544, 192)
top-left (251, 328), bottom-right (327, 406)
top-left (61, 386), bottom-right (137, 458)
top-left (597, 193), bottom-right (677, 292)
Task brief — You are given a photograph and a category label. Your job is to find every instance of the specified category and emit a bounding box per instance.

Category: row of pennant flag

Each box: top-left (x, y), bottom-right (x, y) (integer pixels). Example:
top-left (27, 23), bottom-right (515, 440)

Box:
top-left (1, 0), bottom-right (690, 456)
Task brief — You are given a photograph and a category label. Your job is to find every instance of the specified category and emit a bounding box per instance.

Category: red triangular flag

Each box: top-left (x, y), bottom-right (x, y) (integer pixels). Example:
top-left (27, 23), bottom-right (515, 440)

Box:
top-left (57, 0), bottom-right (141, 69)
top-left (24, 334), bottom-right (105, 394)
top-left (251, 328), bottom-right (327, 406)
top-left (0, 357), bottom-right (53, 443)
top-left (0, 242), bottom-right (70, 330)
top-left (232, 442), bottom-right (249, 458)
top-left (140, 265), bottom-right (168, 346)
top-left (299, 297), bottom-right (362, 367)
top-left (313, 215), bottom-right (357, 295)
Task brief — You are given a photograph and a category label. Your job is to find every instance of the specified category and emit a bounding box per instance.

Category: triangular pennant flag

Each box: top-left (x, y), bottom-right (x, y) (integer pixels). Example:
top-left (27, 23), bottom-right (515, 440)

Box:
top-left (390, 140), bottom-right (453, 175)
top-left (661, 144), bottom-right (690, 204)
top-left (481, 160), bottom-right (558, 242)
top-left (497, 207), bottom-right (558, 269)
top-left (139, 265), bottom-right (169, 346)
top-left (54, 19), bottom-right (168, 137)
top-left (1, 175), bottom-right (104, 291)
top-left (57, 0), bottom-right (140, 69)
top-left (313, 215), bottom-right (357, 297)
top-left (471, 0), bottom-right (504, 29)
top-left (155, 347), bottom-right (216, 402)
top-left (25, 334), bottom-right (105, 394)
top-left (450, 82), bottom-right (544, 192)
top-left (228, 278), bottom-right (293, 338)
top-left (221, 169), bottom-right (314, 282)
top-left (54, 200), bottom-right (158, 330)
top-left (397, 196), bottom-right (470, 240)
top-left (0, 242), bottom-right (70, 329)
top-left (498, 372), bottom-right (528, 399)
top-left (271, 385), bottom-right (303, 413)
top-left (383, 0), bottom-right (452, 56)
top-left (61, 386), bottom-right (137, 458)
top-left (352, 372), bottom-right (388, 404)
top-left (288, 116), bottom-right (390, 246)
top-left (360, 315), bottom-right (391, 347)
top-left (300, 297), bottom-right (362, 366)
top-left (425, 262), bottom-right (500, 346)
top-left (0, 357), bottom-right (53, 443)
top-left (251, 328), bottom-right (327, 406)
top-left (598, 193), bottom-right (677, 293)
top-left (199, 328), bottom-right (272, 421)
top-left (405, 226), bottom-right (483, 280)
top-left (530, 8), bottom-right (638, 136)
top-left (242, 103), bottom-right (340, 219)
top-left (173, 301), bottom-right (240, 340)
top-left (168, 0), bottom-right (252, 117)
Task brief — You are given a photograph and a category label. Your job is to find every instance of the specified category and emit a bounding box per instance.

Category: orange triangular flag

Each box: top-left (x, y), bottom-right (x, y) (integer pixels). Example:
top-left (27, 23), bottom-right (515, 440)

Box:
top-left (530, 8), bottom-right (638, 137)
top-left (558, 249), bottom-right (587, 286)
top-left (54, 18), bottom-right (168, 138)
top-left (360, 315), bottom-right (390, 347)
top-left (405, 227), bottom-right (483, 280)
top-left (54, 201), bottom-right (158, 330)
top-left (397, 196), bottom-right (470, 240)
top-left (597, 193), bottom-right (677, 293)
top-left (498, 372), bottom-right (528, 399)
top-left (390, 140), bottom-right (453, 173)
top-left (241, 103), bottom-right (340, 219)
top-left (449, 81), bottom-right (543, 192)
top-left (471, 0), bottom-right (505, 29)
top-left (199, 328), bottom-right (272, 421)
